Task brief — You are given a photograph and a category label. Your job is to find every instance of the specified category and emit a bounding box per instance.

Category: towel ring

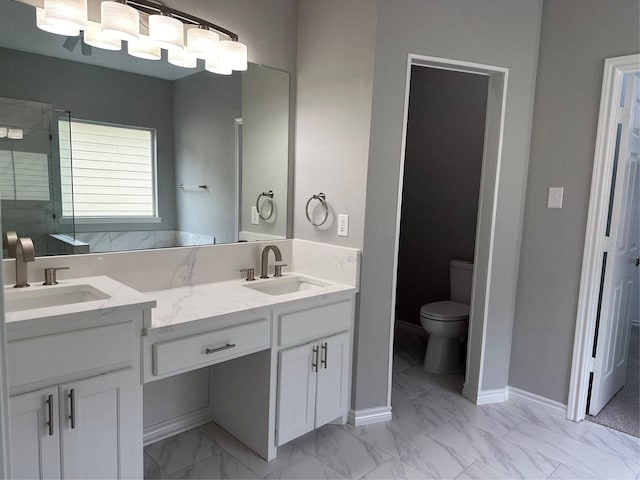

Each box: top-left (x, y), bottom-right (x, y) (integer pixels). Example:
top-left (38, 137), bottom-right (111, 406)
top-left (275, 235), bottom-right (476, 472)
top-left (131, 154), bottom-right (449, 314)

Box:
top-left (256, 190), bottom-right (274, 220)
top-left (305, 193), bottom-right (329, 226)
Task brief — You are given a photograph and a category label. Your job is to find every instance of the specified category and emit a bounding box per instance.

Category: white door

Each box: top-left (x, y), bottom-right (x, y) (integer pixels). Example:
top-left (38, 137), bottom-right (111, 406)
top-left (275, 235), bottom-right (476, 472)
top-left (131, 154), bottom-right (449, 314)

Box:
top-left (315, 332), bottom-right (350, 427)
top-left (60, 369), bottom-right (135, 479)
top-left (590, 74), bottom-right (640, 415)
top-left (276, 342), bottom-right (317, 446)
top-left (9, 387), bottom-right (61, 479)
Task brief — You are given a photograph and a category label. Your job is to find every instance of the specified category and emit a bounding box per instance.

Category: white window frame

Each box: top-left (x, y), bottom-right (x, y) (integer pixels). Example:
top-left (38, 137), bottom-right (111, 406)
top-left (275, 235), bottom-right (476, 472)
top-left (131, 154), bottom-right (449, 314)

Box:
top-left (59, 117), bottom-right (161, 224)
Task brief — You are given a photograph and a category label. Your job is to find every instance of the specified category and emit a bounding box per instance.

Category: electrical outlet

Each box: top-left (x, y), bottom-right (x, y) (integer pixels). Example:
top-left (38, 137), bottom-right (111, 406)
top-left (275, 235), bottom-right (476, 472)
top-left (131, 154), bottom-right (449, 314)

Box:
top-left (251, 206), bottom-right (259, 224)
top-left (337, 214), bottom-right (349, 237)
top-left (547, 187), bottom-right (564, 209)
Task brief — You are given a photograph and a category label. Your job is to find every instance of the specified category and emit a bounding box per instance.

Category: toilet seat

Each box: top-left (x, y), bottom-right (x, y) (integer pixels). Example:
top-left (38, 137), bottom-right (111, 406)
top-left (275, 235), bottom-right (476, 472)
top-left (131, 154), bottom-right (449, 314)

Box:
top-left (420, 301), bottom-right (469, 321)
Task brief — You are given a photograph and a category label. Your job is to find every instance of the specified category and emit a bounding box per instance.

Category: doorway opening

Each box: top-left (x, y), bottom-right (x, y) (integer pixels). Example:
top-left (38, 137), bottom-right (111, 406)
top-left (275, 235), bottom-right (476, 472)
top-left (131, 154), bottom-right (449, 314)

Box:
top-left (393, 65), bottom-right (488, 395)
top-left (387, 54), bottom-right (509, 407)
top-left (568, 54), bottom-right (640, 438)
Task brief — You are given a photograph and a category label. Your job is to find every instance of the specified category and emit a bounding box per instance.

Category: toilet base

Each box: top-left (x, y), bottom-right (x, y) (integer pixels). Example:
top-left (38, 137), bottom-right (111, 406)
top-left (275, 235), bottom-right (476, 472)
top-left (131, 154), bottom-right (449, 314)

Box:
top-left (423, 335), bottom-right (463, 374)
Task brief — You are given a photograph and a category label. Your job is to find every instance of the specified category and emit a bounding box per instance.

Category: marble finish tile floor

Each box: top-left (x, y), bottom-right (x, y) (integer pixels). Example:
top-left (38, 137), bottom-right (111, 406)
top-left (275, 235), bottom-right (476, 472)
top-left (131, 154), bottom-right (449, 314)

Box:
top-left (145, 344), bottom-right (639, 480)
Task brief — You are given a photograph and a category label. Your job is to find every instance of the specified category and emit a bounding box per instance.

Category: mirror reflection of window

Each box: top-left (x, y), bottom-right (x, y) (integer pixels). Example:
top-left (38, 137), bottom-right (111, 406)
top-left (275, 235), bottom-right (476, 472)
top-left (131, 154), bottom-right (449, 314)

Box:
top-left (58, 119), bottom-right (157, 221)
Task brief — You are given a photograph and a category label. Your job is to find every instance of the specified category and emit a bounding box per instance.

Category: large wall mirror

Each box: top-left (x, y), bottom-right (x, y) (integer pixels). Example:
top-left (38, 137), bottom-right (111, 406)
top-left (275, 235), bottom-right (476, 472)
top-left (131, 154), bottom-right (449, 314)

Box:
top-left (0, 0), bottom-right (289, 258)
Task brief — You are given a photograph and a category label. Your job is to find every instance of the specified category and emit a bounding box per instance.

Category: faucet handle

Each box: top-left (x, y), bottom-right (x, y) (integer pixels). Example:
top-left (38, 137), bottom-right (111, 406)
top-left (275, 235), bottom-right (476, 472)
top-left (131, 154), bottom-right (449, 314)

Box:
top-left (43, 267), bottom-right (70, 286)
top-left (239, 268), bottom-right (255, 281)
top-left (274, 263), bottom-right (288, 278)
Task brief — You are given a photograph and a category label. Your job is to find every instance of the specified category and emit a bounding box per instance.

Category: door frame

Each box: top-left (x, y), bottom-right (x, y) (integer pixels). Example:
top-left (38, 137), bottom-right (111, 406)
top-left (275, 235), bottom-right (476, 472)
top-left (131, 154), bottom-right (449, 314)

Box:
top-left (388, 54), bottom-right (509, 404)
top-left (567, 53), bottom-right (640, 422)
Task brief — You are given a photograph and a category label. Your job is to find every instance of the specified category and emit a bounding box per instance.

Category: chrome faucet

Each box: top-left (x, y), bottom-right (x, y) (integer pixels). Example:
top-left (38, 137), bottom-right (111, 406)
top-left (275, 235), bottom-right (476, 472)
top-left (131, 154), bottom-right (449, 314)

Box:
top-left (3, 231), bottom-right (18, 258)
top-left (14, 237), bottom-right (35, 288)
top-left (260, 245), bottom-right (282, 279)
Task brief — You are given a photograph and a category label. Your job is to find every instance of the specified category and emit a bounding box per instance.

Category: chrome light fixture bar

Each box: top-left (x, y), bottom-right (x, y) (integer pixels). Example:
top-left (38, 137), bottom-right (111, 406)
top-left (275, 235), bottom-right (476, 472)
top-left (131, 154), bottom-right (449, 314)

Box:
top-left (35, 0), bottom-right (247, 74)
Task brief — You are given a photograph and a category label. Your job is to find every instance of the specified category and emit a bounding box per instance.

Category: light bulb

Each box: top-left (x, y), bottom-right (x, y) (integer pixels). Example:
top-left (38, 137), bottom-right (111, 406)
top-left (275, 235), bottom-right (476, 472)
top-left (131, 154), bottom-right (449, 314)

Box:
top-left (149, 14), bottom-right (184, 51)
top-left (101, 1), bottom-right (139, 42)
top-left (205, 57), bottom-right (232, 75)
top-left (43, 0), bottom-right (87, 35)
top-left (219, 40), bottom-right (247, 71)
top-left (84, 20), bottom-right (121, 51)
top-left (186, 28), bottom-right (219, 60)
top-left (37, 5), bottom-right (80, 36)
top-left (128, 34), bottom-right (161, 60)
top-left (168, 49), bottom-right (197, 68)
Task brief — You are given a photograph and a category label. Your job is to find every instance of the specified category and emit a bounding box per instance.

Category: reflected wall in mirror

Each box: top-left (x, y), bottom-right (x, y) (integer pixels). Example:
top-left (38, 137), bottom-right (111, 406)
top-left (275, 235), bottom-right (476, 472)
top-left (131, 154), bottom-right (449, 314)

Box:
top-left (0, 0), bottom-right (289, 258)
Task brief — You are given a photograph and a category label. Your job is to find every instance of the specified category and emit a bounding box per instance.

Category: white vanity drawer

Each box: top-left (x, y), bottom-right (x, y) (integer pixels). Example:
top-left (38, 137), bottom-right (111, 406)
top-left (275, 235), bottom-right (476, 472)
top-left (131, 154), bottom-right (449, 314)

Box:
top-left (152, 319), bottom-right (270, 376)
top-left (277, 299), bottom-right (352, 347)
top-left (8, 321), bottom-right (134, 389)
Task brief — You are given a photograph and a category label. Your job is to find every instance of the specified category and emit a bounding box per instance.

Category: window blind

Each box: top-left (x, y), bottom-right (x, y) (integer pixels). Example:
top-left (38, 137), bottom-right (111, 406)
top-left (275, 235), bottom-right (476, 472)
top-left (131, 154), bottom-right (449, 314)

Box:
top-left (59, 119), bottom-right (156, 218)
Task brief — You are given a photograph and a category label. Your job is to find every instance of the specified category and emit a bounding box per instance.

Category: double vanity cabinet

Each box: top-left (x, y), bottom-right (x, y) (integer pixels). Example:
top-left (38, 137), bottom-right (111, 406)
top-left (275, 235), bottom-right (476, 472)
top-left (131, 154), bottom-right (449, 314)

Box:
top-left (5, 266), bottom-right (357, 479)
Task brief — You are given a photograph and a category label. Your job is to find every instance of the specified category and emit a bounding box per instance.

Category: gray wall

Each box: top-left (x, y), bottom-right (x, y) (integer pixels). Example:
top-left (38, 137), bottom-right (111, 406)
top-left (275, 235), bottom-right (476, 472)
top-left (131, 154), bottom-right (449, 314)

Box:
top-left (294, 0), bottom-right (377, 248)
top-left (396, 67), bottom-right (487, 324)
top-left (0, 47), bottom-right (177, 233)
top-left (510, 0), bottom-right (640, 403)
top-left (173, 71), bottom-right (241, 244)
top-left (356, 0), bottom-right (542, 409)
top-left (241, 64), bottom-right (289, 239)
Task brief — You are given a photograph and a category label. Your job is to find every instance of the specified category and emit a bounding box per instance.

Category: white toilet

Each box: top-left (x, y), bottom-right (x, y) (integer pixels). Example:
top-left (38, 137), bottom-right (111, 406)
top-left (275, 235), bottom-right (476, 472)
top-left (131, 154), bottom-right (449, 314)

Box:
top-left (419, 259), bottom-right (473, 374)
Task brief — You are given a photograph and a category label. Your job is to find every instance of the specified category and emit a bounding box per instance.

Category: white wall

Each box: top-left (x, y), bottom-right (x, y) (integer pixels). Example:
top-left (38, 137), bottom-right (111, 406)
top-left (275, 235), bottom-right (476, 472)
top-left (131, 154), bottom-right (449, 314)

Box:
top-left (356, 0), bottom-right (542, 409)
top-left (510, 0), bottom-right (640, 404)
top-left (294, 0), bottom-right (377, 249)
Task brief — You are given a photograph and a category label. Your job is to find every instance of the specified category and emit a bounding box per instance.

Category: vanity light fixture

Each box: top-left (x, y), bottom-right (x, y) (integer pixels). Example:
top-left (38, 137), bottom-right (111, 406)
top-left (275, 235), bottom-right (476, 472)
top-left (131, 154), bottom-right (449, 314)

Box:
top-left (127, 34), bottom-right (161, 60)
top-left (41, 0), bottom-right (87, 37)
top-left (8, 129), bottom-right (24, 140)
top-left (33, 0), bottom-right (248, 75)
top-left (0, 127), bottom-right (7, 139)
top-left (84, 20), bottom-right (122, 51)
top-left (101, 1), bottom-right (139, 42)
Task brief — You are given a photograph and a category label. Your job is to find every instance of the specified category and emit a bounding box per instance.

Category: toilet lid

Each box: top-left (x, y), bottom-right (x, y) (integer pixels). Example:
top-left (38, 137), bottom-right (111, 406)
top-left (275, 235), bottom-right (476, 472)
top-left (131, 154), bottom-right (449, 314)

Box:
top-left (420, 301), bottom-right (469, 321)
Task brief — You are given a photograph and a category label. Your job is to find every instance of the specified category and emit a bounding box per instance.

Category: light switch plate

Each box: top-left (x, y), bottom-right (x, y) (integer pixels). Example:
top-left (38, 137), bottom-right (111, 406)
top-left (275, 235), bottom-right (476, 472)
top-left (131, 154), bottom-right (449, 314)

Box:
top-left (547, 187), bottom-right (564, 209)
top-left (251, 206), bottom-right (259, 224)
top-left (337, 214), bottom-right (349, 237)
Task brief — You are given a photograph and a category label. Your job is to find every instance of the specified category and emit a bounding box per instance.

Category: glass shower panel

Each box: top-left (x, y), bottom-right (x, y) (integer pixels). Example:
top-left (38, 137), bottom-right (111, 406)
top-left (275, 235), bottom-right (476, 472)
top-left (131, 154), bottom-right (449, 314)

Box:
top-left (0, 97), bottom-right (76, 257)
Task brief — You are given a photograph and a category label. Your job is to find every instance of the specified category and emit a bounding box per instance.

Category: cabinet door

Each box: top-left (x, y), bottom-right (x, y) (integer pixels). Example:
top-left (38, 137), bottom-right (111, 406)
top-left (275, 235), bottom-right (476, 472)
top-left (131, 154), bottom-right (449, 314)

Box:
top-left (315, 332), bottom-right (350, 427)
top-left (276, 342), bottom-right (317, 446)
top-left (9, 387), bottom-right (61, 479)
top-left (59, 369), bottom-right (135, 479)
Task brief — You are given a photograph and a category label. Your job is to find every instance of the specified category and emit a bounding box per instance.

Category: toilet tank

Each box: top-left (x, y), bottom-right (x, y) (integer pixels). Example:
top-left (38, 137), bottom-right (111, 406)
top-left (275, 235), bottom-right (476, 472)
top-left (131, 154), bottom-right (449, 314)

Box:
top-left (450, 259), bottom-right (473, 304)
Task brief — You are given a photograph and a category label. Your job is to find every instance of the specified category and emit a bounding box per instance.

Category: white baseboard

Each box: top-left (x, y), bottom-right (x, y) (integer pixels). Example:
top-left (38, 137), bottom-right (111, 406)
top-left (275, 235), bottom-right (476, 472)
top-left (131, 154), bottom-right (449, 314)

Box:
top-left (508, 387), bottom-right (567, 415)
top-left (143, 408), bottom-right (212, 446)
top-left (476, 387), bottom-right (509, 405)
top-left (348, 407), bottom-right (392, 427)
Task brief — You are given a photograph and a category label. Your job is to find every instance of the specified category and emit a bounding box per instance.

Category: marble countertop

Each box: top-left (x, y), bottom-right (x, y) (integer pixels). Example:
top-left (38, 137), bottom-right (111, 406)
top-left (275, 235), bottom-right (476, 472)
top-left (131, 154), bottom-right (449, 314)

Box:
top-left (145, 272), bottom-right (357, 334)
top-left (5, 275), bottom-right (156, 340)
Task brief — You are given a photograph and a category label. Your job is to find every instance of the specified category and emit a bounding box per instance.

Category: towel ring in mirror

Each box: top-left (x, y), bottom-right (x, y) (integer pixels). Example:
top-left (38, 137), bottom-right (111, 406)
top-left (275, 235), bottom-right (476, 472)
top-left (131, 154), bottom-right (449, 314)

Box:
top-left (305, 193), bottom-right (329, 226)
top-left (256, 190), bottom-right (274, 220)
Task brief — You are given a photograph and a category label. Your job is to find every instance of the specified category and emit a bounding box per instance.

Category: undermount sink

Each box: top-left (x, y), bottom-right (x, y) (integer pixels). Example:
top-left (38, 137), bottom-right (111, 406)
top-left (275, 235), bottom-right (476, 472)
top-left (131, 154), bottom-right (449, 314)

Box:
top-left (243, 276), bottom-right (328, 296)
top-left (4, 284), bottom-right (111, 312)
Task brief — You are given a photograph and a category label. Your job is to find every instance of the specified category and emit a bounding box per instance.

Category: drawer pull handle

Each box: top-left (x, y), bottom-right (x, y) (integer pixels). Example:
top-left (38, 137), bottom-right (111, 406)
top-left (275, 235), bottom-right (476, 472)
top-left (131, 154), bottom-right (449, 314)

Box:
top-left (46, 394), bottom-right (54, 436)
top-left (205, 343), bottom-right (236, 355)
top-left (321, 342), bottom-right (328, 369)
top-left (69, 389), bottom-right (76, 429)
top-left (312, 346), bottom-right (319, 372)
